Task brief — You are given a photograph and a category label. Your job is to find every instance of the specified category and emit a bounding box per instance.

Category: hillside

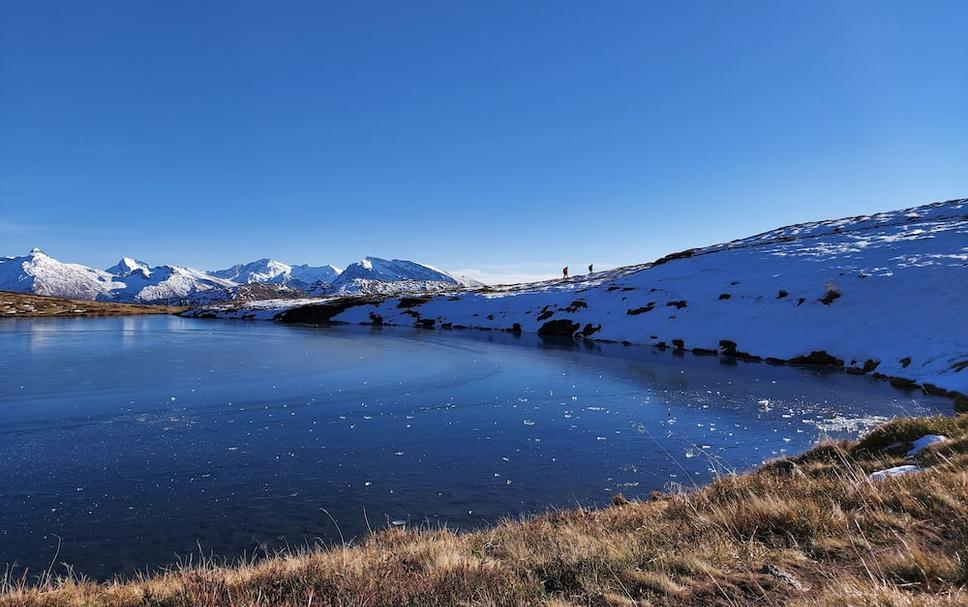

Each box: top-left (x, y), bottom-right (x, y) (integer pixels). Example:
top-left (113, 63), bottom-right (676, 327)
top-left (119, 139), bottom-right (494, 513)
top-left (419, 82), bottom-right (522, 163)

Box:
top-left (5, 414), bottom-right (965, 606)
top-left (186, 198), bottom-right (968, 400)
top-left (0, 249), bottom-right (123, 300)
top-left (0, 291), bottom-right (187, 317)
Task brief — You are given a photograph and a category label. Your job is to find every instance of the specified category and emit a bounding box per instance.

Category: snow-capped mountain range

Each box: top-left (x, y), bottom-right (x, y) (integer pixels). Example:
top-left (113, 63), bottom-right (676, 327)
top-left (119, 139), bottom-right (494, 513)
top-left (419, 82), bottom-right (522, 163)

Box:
top-left (0, 251), bottom-right (479, 303)
top-left (210, 259), bottom-right (341, 289)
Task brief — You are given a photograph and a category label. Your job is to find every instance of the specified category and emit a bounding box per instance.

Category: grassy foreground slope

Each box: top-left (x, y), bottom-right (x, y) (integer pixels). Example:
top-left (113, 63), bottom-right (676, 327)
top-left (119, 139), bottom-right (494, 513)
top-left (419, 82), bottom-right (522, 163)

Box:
top-left (0, 291), bottom-right (187, 317)
top-left (5, 414), bottom-right (966, 607)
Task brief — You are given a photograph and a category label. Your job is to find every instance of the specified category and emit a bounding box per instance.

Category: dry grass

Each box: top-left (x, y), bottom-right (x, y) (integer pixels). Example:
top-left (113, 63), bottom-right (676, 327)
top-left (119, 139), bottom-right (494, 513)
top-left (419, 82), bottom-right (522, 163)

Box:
top-left (0, 291), bottom-right (187, 317)
top-left (3, 415), bottom-right (966, 606)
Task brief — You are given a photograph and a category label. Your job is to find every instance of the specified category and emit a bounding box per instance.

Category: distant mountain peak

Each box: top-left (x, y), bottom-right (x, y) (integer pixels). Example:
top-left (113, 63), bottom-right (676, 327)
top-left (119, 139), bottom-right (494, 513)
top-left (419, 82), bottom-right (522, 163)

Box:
top-left (320, 256), bottom-right (477, 295)
top-left (211, 258), bottom-right (339, 288)
top-left (106, 257), bottom-right (151, 277)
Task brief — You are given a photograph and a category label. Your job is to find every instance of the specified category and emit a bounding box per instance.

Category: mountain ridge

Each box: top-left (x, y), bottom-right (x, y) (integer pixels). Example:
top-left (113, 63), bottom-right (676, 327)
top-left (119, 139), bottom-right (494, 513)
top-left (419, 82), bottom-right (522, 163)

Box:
top-left (0, 251), bottom-right (478, 303)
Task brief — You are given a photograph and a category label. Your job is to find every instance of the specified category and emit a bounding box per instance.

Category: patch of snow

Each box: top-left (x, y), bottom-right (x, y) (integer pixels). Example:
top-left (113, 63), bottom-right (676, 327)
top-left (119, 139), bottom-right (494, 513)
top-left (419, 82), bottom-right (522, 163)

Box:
top-left (906, 434), bottom-right (947, 457)
top-left (869, 464), bottom-right (921, 481)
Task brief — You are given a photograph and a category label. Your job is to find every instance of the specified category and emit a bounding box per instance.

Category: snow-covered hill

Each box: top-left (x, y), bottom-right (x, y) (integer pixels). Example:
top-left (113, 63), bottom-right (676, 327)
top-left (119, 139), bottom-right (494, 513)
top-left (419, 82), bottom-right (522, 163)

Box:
top-left (189, 198), bottom-right (968, 399)
top-left (211, 259), bottom-right (340, 288)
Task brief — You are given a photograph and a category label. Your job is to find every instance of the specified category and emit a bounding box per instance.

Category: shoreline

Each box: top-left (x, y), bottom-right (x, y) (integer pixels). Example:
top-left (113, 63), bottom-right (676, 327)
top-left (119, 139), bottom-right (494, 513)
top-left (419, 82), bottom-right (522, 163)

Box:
top-left (0, 291), bottom-right (188, 318)
top-left (184, 303), bottom-right (968, 413)
top-left (5, 413), bottom-right (965, 605)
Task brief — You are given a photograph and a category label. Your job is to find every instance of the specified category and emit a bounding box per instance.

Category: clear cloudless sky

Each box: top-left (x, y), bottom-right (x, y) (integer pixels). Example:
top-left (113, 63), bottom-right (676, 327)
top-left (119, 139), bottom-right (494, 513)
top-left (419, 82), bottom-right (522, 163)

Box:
top-left (1, 1), bottom-right (966, 283)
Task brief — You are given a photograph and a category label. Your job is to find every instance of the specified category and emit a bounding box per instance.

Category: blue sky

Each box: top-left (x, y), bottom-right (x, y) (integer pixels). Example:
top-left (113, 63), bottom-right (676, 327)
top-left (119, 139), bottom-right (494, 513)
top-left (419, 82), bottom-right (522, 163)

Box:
top-left (1, 1), bottom-right (965, 283)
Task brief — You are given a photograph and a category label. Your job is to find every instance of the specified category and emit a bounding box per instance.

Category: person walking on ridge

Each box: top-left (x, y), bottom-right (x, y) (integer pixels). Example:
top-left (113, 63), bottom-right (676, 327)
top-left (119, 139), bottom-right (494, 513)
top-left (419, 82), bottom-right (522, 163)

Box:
top-left (562, 266), bottom-right (569, 279)
top-left (588, 264), bottom-right (593, 273)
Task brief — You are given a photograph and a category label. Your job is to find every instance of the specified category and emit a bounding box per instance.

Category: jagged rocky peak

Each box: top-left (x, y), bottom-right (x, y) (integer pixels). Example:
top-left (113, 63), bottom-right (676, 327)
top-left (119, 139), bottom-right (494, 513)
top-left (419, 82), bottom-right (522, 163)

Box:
top-left (106, 257), bottom-right (151, 277)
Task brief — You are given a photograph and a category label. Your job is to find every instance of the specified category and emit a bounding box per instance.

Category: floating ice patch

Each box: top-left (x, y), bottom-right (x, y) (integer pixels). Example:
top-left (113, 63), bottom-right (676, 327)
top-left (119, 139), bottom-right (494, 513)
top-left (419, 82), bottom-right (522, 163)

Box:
top-left (869, 465), bottom-right (921, 481)
top-left (805, 415), bottom-right (888, 433)
top-left (906, 435), bottom-right (947, 457)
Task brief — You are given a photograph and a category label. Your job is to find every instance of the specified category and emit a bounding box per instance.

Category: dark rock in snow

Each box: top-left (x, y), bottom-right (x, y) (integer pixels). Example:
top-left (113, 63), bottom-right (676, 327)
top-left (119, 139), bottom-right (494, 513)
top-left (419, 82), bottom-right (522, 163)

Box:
top-left (277, 298), bottom-right (377, 324)
top-left (562, 300), bottom-right (588, 312)
top-left (538, 319), bottom-right (580, 337)
top-left (397, 296), bottom-right (431, 309)
top-left (652, 248), bottom-right (697, 266)
top-left (626, 302), bottom-right (655, 315)
top-left (819, 288), bottom-right (842, 305)
top-left (788, 351), bottom-right (844, 367)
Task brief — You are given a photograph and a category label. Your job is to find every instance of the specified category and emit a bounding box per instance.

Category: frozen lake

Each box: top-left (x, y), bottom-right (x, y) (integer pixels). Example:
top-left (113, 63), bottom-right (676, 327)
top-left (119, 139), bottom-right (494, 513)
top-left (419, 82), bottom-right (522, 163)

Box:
top-left (0, 316), bottom-right (952, 579)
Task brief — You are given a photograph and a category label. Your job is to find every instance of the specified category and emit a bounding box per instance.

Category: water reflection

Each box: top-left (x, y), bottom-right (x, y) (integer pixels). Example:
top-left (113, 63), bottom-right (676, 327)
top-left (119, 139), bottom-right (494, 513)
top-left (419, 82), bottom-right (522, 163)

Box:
top-left (0, 316), bottom-right (952, 580)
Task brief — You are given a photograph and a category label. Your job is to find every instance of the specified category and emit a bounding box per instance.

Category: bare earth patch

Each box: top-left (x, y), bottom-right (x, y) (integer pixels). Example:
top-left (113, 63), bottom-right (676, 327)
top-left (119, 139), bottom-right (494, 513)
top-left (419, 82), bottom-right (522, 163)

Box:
top-left (0, 291), bottom-right (187, 318)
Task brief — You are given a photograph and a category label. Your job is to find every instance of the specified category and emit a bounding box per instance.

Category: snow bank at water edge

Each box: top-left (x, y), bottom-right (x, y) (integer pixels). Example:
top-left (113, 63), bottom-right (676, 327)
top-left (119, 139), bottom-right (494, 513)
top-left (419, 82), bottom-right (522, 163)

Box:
top-left (185, 198), bottom-right (968, 398)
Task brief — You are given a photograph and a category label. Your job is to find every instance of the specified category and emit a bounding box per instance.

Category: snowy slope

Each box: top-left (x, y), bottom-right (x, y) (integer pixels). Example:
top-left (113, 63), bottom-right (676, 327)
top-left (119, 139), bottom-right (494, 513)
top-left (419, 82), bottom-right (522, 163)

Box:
top-left (190, 198), bottom-right (968, 397)
top-left (211, 259), bottom-right (292, 284)
top-left (0, 251), bottom-right (235, 303)
top-left (0, 249), bottom-right (123, 300)
top-left (322, 257), bottom-right (470, 295)
top-left (111, 264), bottom-right (236, 303)
top-left (289, 263), bottom-right (341, 287)
top-left (211, 259), bottom-right (340, 288)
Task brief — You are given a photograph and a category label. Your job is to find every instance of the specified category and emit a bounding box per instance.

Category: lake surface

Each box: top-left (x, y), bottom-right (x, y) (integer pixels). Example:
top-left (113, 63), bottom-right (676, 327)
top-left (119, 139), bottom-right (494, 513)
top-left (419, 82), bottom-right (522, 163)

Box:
top-left (0, 316), bottom-right (952, 579)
